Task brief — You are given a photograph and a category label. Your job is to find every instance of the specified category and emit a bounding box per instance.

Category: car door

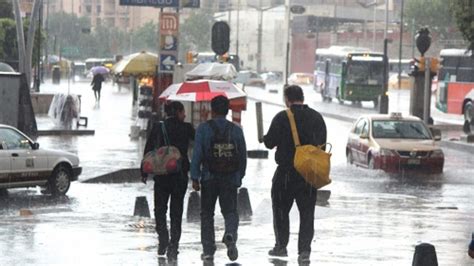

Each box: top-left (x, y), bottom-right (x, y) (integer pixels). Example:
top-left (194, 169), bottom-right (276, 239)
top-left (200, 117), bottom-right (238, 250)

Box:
top-left (0, 141), bottom-right (11, 184)
top-left (349, 119), bottom-right (366, 164)
top-left (359, 121), bottom-right (371, 166)
top-left (0, 127), bottom-right (48, 184)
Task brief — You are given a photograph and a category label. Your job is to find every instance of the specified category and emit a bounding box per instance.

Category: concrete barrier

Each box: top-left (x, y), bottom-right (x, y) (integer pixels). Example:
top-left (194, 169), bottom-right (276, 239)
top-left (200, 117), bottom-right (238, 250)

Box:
top-left (412, 243), bottom-right (438, 266)
top-left (133, 196), bottom-right (150, 217)
top-left (237, 187), bottom-right (252, 220)
top-left (186, 191), bottom-right (201, 223)
top-left (30, 93), bottom-right (54, 114)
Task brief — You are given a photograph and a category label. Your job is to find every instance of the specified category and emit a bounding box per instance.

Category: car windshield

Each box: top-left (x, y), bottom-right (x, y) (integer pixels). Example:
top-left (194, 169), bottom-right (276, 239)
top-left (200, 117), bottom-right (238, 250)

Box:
top-left (372, 120), bottom-right (432, 139)
top-left (347, 60), bottom-right (384, 85)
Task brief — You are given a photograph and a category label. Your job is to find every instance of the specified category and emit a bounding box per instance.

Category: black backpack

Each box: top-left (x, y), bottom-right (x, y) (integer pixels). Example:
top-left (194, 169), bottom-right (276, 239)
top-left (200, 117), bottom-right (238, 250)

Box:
top-left (207, 120), bottom-right (240, 174)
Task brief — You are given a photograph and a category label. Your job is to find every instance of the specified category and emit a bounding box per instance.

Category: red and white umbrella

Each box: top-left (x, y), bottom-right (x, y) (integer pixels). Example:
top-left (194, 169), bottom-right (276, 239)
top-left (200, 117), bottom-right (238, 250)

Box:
top-left (159, 79), bottom-right (246, 102)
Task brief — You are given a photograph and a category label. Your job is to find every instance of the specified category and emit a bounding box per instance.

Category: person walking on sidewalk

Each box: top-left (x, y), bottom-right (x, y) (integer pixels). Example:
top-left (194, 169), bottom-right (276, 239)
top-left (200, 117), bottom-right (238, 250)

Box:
top-left (91, 73), bottom-right (104, 102)
top-left (141, 101), bottom-right (195, 261)
top-left (191, 96), bottom-right (247, 262)
top-left (262, 85), bottom-right (327, 263)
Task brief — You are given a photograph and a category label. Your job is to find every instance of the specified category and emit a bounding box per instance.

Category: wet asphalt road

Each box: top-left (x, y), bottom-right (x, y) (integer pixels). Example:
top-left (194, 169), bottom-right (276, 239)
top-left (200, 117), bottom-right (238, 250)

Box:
top-left (0, 81), bottom-right (473, 265)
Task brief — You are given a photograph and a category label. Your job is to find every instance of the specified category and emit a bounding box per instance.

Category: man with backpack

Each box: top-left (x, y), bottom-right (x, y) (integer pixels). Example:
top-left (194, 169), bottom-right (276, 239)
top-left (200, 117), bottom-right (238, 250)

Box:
top-left (191, 95), bottom-right (247, 262)
top-left (263, 85), bottom-right (327, 263)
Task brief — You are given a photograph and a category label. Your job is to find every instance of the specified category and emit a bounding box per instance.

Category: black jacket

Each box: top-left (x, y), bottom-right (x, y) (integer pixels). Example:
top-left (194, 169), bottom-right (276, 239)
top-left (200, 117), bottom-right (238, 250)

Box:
top-left (144, 117), bottom-right (195, 173)
top-left (263, 104), bottom-right (327, 169)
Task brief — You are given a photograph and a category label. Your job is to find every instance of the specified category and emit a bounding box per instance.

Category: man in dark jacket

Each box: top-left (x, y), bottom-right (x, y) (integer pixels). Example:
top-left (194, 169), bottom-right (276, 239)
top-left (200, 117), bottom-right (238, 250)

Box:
top-left (142, 101), bottom-right (195, 261)
top-left (263, 85), bottom-right (327, 263)
top-left (191, 96), bottom-right (247, 262)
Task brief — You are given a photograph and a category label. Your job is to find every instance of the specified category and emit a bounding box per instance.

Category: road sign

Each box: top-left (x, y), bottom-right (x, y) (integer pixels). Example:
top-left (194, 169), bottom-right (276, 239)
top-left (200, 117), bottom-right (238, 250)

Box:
top-left (160, 54), bottom-right (177, 73)
top-left (290, 5), bottom-right (306, 14)
top-left (160, 13), bottom-right (179, 34)
top-left (181, 0), bottom-right (200, 8)
top-left (119, 0), bottom-right (179, 7)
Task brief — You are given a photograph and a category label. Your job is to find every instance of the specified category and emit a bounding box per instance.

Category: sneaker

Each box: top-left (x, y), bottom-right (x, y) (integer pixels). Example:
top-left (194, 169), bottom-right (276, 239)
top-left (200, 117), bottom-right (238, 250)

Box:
top-left (268, 247), bottom-right (288, 257)
top-left (298, 251), bottom-right (311, 263)
top-left (157, 244), bottom-right (168, 256)
top-left (166, 247), bottom-right (178, 261)
top-left (223, 234), bottom-right (238, 261)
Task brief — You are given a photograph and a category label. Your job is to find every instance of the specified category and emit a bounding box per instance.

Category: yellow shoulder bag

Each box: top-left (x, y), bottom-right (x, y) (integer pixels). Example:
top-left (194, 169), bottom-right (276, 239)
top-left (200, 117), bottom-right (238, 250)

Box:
top-left (286, 109), bottom-right (332, 189)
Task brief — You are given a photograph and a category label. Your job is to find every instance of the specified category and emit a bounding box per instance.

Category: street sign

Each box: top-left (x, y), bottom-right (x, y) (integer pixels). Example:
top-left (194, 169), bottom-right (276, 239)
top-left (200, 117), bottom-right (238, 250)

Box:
top-left (290, 5), bottom-right (306, 14)
top-left (160, 13), bottom-right (179, 34)
top-left (119, 0), bottom-right (179, 8)
top-left (160, 54), bottom-right (177, 73)
top-left (181, 0), bottom-right (200, 8)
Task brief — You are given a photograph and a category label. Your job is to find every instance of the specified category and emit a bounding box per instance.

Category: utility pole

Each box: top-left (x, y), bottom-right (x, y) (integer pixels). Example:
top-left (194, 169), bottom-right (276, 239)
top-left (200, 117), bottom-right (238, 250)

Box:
top-left (236, 0), bottom-right (240, 59)
top-left (257, 0), bottom-right (263, 73)
top-left (398, 0), bottom-right (404, 89)
top-left (379, 0), bottom-right (389, 114)
top-left (284, 0), bottom-right (291, 86)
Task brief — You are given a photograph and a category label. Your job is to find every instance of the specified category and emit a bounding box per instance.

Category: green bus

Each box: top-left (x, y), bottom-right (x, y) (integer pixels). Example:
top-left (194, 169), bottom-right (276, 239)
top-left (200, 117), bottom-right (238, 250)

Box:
top-left (315, 46), bottom-right (386, 108)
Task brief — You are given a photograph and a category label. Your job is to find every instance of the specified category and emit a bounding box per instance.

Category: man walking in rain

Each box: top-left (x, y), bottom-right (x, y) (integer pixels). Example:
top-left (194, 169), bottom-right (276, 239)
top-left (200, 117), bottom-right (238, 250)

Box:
top-left (263, 85), bottom-right (327, 263)
top-left (191, 96), bottom-right (247, 262)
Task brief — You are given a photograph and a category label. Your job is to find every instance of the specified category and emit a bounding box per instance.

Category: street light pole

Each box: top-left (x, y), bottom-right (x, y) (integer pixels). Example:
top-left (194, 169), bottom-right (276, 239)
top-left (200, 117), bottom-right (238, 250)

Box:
top-left (284, 0), bottom-right (290, 86)
top-left (398, 0), bottom-right (404, 89)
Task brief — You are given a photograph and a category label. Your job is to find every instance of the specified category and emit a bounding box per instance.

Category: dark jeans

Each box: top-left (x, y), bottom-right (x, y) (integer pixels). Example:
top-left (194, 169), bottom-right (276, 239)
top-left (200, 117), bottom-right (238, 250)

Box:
top-left (271, 166), bottom-right (317, 254)
top-left (200, 177), bottom-right (239, 255)
top-left (154, 173), bottom-right (188, 250)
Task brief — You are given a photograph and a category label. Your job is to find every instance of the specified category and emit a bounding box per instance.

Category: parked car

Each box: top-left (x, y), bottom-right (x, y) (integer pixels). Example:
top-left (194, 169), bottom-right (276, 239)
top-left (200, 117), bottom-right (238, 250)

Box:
top-left (260, 71), bottom-right (282, 84)
top-left (388, 73), bottom-right (412, 90)
top-left (0, 124), bottom-right (82, 196)
top-left (288, 72), bottom-right (314, 85)
top-left (346, 113), bottom-right (444, 173)
top-left (233, 70), bottom-right (265, 88)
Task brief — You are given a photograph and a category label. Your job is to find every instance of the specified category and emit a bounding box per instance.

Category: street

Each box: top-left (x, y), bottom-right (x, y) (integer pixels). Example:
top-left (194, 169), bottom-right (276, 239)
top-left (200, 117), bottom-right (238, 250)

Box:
top-left (0, 81), bottom-right (473, 265)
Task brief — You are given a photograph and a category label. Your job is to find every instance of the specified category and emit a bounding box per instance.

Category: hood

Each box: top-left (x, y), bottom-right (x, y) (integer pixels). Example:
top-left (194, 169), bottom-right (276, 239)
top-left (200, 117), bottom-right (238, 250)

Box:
top-left (42, 148), bottom-right (80, 166)
top-left (374, 139), bottom-right (438, 151)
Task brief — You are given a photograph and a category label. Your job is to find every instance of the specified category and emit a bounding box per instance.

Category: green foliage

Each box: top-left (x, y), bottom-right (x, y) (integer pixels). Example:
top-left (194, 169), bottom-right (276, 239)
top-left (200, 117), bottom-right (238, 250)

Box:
top-left (180, 10), bottom-right (214, 54)
top-left (0, 18), bottom-right (18, 61)
top-left (404, 0), bottom-right (455, 38)
top-left (450, 0), bottom-right (474, 52)
top-left (131, 21), bottom-right (158, 53)
top-left (0, 0), bottom-right (13, 19)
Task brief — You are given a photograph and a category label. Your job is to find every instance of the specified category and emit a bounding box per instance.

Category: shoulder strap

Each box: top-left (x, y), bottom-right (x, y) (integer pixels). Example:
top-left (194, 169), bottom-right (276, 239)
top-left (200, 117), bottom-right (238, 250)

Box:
top-left (286, 109), bottom-right (301, 147)
top-left (160, 121), bottom-right (170, 146)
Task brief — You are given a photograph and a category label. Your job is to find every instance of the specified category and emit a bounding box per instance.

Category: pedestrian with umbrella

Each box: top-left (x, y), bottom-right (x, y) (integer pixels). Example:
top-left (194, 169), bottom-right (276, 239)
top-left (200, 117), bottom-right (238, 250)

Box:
top-left (91, 71), bottom-right (105, 103)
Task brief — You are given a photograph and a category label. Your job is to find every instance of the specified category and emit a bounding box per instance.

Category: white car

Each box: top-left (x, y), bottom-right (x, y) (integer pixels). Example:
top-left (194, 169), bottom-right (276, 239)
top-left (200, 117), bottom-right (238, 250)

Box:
top-left (0, 124), bottom-right (82, 196)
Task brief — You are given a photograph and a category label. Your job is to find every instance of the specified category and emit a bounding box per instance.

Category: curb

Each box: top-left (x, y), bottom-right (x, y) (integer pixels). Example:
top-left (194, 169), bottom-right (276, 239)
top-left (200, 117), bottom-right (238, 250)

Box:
top-left (82, 168), bottom-right (141, 183)
top-left (37, 129), bottom-right (95, 136)
top-left (439, 140), bottom-right (474, 154)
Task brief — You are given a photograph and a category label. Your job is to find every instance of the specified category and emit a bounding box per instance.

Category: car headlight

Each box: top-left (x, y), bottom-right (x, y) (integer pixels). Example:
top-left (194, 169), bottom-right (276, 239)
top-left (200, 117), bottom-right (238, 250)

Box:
top-left (380, 148), bottom-right (396, 156)
top-left (430, 149), bottom-right (444, 158)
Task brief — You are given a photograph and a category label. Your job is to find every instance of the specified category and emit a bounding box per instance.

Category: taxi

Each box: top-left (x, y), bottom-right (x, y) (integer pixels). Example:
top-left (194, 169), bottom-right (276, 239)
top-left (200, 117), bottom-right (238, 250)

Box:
top-left (0, 124), bottom-right (82, 196)
top-left (346, 113), bottom-right (444, 173)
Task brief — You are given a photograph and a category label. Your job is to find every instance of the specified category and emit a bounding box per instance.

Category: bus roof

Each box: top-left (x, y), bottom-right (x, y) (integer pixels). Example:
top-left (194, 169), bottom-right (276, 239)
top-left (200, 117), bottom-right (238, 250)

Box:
top-left (316, 46), bottom-right (373, 57)
top-left (439, 49), bottom-right (472, 57)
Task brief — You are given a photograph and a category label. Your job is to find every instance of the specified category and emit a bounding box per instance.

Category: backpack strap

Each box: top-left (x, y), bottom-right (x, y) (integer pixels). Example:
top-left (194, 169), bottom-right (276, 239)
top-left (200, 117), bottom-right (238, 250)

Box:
top-left (286, 109), bottom-right (301, 147)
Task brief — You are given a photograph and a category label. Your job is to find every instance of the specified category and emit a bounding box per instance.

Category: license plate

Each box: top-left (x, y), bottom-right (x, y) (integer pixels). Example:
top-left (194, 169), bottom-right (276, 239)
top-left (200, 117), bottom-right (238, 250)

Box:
top-left (407, 158), bottom-right (421, 165)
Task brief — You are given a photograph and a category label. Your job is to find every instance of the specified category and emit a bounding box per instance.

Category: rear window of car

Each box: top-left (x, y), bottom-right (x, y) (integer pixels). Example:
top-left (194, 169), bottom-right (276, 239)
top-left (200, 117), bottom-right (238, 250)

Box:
top-left (372, 120), bottom-right (431, 139)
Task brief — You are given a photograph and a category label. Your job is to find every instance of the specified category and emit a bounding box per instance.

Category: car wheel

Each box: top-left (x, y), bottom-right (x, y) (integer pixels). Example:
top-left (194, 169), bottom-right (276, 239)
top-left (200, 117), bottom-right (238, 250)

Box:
top-left (49, 165), bottom-right (72, 196)
top-left (346, 150), bottom-right (353, 164)
top-left (463, 101), bottom-right (474, 133)
top-left (368, 156), bottom-right (375, 169)
top-left (0, 188), bottom-right (8, 198)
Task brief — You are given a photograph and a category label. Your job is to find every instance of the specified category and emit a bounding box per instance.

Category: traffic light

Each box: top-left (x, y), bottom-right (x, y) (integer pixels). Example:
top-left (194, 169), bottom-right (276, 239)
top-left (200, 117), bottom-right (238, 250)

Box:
top-left (414, 57), bottom-right (426, 72)
top-left (430, 58), bottom-right (439, 73)
top-left (211, 21), bottom-right (230, 56)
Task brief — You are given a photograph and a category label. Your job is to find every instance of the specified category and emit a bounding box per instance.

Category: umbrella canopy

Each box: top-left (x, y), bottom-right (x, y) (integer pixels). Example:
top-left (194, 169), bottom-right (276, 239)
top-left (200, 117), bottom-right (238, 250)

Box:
top-left (185, 62), bottom-right (237, 81)
top-left (111, 51), bottom-right (157, 76)
top-left (159, 79), bottom-right (246, 102)
top-left (90, 66), bottom-right (110, 75)
top-left (0, 62), bottom-right (15, 72)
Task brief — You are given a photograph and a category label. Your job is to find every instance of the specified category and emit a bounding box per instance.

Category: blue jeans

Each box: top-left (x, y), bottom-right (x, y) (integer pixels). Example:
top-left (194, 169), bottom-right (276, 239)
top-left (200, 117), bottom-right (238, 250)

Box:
top-left (200, 177), bottom-right (239, 255)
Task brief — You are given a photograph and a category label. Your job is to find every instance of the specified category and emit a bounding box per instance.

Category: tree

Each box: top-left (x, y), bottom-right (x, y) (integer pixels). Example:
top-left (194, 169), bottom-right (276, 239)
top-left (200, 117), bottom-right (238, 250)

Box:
top-left (180, 10), bottom-right (214, 54)
top-left (0, 0), bottom-right (13, 19)
top-left (0, 18), bottom-right (17, 61)
top-left (450, 0), bottom-right (474, 53)
top-left (131, 22), bottom-right (158, 53)
top-left (404, 0), bottom-right (456, 39)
